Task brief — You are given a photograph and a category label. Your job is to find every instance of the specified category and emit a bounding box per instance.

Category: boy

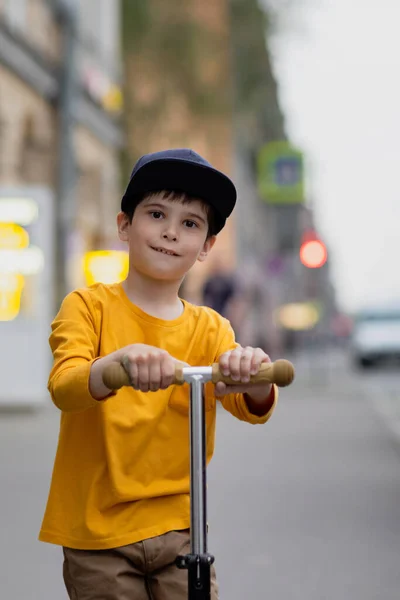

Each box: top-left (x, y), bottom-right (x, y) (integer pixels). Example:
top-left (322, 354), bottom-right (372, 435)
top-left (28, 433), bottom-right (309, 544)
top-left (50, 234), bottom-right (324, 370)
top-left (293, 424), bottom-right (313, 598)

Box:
top-left (39, 149), bottom-right (278, 600)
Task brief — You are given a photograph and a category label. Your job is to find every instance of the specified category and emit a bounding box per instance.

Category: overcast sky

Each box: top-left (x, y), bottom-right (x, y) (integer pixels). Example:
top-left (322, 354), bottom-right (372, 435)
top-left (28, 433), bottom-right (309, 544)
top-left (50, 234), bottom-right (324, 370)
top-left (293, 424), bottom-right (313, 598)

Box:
top-left (263, 0), bottom-right (400, 313)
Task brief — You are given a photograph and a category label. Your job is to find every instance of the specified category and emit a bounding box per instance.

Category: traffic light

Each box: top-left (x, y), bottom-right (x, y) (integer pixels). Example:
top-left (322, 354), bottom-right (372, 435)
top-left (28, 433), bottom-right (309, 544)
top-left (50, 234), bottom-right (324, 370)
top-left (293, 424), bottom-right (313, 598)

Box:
top-left (299, 230), bottom-right (327, 268)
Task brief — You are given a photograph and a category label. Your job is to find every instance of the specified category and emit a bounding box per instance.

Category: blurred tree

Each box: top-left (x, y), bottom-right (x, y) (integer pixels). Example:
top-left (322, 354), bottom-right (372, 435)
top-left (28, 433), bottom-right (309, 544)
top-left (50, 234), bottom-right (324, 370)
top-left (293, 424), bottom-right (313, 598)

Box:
top-left (121, 0), bottom-right (233, 180)
top-left (120, 0), bottom-right (286, 175)
top-left (229, 0), bottom-right (286, 152)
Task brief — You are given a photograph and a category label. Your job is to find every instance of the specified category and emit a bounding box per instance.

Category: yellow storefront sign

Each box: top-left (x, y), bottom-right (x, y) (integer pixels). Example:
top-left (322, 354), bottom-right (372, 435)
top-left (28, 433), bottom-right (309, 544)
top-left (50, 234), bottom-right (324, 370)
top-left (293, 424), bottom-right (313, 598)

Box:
top-left (0, 273), bottom-right (25, 321)
top-left (0, 222), bottom-right (43, 321)
top-left (83, 250), bottom-right (129, 286)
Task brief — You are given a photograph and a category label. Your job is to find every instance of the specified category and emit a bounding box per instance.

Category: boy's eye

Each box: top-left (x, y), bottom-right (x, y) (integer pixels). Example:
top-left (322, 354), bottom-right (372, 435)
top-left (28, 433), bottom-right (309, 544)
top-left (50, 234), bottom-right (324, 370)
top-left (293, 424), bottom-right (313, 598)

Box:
top-left (150, 211), bottom-right (164, 219)
top-left (184, 220), bottom-right (198, 229)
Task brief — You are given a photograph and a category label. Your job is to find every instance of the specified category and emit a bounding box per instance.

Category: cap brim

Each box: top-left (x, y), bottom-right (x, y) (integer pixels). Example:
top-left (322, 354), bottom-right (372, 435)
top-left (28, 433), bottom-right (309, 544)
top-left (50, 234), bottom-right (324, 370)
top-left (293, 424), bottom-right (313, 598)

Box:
top-left (121, 158), bottom-right (236, 233)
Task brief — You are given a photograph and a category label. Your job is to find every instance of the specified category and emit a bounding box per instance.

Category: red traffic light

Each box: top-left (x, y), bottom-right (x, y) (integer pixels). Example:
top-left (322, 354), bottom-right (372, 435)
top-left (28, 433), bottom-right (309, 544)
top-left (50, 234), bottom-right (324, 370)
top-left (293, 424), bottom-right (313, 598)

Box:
top-left (300, 239), bottom-right (327, 268)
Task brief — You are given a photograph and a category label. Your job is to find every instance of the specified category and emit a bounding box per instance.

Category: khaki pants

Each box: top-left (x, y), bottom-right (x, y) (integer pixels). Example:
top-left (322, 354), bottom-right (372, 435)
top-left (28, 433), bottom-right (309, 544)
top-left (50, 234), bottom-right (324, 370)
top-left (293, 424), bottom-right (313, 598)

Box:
top-left (63, 530), bottom-right (219, 600)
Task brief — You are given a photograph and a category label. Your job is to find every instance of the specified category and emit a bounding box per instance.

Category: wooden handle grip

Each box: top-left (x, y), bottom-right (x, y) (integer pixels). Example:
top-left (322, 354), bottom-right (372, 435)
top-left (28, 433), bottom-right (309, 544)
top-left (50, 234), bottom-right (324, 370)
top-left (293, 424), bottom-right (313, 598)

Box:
top-left (102, 359), bottom-right (294, 391)
top-left (211, 359), bottom-right (294, 387)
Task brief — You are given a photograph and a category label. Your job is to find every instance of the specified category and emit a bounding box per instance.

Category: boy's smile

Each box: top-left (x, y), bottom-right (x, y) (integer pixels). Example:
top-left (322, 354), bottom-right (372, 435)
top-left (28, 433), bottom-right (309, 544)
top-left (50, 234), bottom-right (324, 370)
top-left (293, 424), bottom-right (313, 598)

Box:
top-left (150, 246), bottom-right (180, 257)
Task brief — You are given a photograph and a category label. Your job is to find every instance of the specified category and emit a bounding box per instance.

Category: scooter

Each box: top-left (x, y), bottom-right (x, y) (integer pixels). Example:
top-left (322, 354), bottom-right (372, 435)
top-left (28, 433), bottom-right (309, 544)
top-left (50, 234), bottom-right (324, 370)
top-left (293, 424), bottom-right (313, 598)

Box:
top-left (103, 358), bottom-right (295, 599)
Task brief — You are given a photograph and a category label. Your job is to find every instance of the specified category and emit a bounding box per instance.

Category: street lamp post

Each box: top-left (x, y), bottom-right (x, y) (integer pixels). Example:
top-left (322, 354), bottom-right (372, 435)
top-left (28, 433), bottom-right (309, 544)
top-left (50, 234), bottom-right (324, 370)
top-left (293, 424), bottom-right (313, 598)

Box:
top-left (55, 0), bottom-right (79, 308)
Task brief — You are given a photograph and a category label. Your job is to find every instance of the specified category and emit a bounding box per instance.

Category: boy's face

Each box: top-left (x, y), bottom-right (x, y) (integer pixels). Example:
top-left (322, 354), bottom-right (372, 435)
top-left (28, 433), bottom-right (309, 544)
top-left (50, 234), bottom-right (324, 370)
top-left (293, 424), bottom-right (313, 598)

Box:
top-left (117, 194), bottom-right (217, 281)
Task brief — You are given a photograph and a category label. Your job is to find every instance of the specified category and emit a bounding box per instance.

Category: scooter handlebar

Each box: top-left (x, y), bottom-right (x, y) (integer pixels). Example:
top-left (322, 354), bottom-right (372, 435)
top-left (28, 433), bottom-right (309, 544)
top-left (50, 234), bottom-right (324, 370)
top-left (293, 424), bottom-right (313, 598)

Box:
top-left (102, 359), bottom-right (295, 391)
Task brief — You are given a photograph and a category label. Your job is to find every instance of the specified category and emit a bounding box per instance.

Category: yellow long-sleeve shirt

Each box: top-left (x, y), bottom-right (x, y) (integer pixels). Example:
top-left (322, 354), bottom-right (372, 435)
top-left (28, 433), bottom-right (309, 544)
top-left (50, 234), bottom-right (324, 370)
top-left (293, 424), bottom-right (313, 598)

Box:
top-left (39, 283), bottom-right (277, 550)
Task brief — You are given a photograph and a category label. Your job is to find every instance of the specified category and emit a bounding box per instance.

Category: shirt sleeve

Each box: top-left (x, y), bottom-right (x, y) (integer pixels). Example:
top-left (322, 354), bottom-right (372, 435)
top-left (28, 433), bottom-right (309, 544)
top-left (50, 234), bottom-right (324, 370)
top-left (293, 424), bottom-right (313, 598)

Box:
top-left (214, 320), bottom-right (278, 425)
top-left (47, 290), bottom-right (113, 413)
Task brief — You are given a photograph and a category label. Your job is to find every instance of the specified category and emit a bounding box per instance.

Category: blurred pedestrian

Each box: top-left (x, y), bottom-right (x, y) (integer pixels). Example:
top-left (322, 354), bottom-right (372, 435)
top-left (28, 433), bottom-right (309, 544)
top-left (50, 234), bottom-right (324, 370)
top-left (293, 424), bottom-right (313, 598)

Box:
top-left (202, 260), bottom-right (236, 316)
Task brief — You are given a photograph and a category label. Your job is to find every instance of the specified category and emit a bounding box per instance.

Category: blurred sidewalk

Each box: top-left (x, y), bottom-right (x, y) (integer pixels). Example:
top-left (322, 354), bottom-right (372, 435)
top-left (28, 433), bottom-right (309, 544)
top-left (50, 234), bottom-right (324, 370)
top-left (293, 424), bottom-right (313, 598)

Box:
top-left (0, 404), bottom-right (66, 599)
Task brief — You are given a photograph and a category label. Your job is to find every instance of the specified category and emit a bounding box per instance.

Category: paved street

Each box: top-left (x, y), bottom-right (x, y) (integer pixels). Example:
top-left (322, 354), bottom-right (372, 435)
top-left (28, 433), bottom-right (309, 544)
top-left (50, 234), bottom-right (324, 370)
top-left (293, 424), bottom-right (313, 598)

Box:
top-left (1, 348), bottom-right (400, 599)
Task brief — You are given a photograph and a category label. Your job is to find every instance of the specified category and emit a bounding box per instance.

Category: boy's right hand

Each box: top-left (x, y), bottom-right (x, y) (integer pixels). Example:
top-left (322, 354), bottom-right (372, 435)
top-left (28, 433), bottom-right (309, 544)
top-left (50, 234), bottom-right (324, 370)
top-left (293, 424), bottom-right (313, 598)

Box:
top-left (120, 344), bottom-right (184, 393)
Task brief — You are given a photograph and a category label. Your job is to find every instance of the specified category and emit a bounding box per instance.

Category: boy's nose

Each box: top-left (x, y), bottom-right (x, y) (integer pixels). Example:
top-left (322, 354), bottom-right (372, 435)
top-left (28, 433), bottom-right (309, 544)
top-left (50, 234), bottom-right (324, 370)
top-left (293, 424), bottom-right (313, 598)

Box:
top-left (162, 225), bottom-right (178, 241)
top-left (163, 231), bottom-right (178, 241)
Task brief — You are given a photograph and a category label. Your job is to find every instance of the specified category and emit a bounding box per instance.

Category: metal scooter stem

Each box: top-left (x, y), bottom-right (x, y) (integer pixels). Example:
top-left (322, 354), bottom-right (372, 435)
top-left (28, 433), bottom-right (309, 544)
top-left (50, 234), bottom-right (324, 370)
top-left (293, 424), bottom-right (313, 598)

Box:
top-left (190, 376), bottom-right (207, 555)
top-left (176, 369), bottom-right (214, 600)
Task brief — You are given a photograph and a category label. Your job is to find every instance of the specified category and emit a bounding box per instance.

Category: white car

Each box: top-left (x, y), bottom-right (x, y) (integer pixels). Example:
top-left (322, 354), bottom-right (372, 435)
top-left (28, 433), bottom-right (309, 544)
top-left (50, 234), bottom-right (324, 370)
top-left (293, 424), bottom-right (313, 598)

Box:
top-left (351, 307), bottom-right (400, 368)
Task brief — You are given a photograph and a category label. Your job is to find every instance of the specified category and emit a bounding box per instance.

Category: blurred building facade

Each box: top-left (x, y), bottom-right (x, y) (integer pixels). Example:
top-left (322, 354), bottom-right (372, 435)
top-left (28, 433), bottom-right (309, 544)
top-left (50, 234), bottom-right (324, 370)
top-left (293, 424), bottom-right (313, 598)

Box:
top-left (0, 0), bottom-right (123, 296)
top-left (229, 0), bottom-right (294, 351)
top-left (228, 0), bottom-right (338, 352)
top-left (121, 0), bottom-right (236, 302)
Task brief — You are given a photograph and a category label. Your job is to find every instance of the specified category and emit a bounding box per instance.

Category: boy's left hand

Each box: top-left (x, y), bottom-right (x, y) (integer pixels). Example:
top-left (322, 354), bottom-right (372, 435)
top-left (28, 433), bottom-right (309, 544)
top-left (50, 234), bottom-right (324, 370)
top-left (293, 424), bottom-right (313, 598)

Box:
top-left (215, 346), bottom-right (272, 398)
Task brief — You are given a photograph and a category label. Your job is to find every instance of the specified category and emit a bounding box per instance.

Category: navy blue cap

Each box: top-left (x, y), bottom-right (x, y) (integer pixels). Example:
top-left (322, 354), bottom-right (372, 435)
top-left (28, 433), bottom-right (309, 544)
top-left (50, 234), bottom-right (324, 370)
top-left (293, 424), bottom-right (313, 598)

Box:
top-left (121, 149), bottom-right (237, 234)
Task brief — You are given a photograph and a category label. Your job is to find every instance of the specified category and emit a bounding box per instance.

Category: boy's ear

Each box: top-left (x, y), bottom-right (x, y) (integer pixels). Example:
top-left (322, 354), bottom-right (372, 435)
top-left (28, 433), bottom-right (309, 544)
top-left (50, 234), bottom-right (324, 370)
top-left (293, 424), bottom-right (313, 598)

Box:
top-left (117, 212), bottom-right (130, 242)
top-left (197, 235), bottom-right (217, 263)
